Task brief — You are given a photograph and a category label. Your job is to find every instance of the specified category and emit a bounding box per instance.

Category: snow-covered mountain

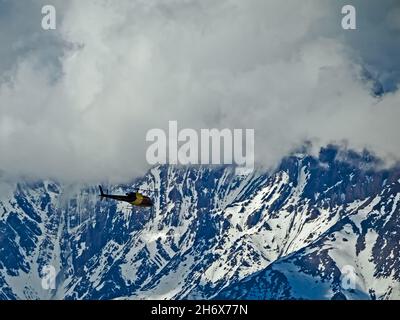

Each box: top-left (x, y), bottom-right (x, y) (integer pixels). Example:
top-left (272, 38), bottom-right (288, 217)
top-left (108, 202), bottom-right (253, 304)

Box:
top-left (0, 146), bottom-right (399, 300)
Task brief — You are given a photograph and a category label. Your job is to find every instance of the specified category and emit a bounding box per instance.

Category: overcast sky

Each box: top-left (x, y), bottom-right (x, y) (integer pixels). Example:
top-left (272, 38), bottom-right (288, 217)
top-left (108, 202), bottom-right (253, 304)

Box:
top-left (0, 0), bottom-right (399, 183)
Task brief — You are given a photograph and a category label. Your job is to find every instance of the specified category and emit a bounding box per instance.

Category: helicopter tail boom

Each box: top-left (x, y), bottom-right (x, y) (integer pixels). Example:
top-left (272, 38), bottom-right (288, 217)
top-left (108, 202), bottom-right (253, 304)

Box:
top-left (99, 185), bottom-right (105, 198)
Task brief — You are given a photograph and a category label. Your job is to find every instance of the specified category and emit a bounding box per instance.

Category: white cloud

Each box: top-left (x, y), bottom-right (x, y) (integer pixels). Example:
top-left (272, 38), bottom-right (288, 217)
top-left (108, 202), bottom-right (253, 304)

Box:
top-left (0, 0), bottom-right (399, 182)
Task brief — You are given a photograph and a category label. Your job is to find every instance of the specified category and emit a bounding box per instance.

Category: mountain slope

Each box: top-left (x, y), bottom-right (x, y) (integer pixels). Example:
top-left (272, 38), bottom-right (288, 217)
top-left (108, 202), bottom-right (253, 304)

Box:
top-left (217, 177), bottom-right (400, 300)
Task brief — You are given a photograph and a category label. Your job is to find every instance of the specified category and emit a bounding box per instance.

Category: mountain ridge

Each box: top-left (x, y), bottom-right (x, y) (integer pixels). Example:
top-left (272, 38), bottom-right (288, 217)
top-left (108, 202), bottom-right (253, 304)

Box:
top-left (0, 146), bottom-right (399, 300)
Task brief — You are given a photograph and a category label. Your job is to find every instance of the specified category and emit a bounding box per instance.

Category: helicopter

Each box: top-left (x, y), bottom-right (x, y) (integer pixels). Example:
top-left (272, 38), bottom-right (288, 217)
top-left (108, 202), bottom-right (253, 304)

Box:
top-left (98, 185), bottom-right (154, 207)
